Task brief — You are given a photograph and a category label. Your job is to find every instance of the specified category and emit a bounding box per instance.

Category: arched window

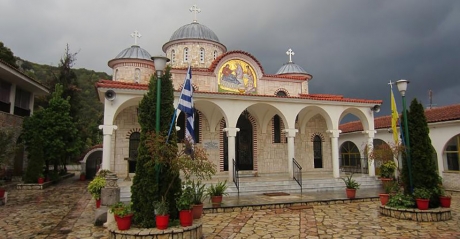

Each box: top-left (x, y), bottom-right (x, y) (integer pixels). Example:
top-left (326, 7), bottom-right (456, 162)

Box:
top-left (273, 115), bottom-right (282, 143)
top-left (129, 132), bottom-right (140, 173)
top-left (340, 141), bottom-right (360, 170)
top-left (313, 135), bottom-right (323, 168)
top-left (446, 135), bottom-right (460, 171)
top-left (213, 50), bottom-right (218, 60)
top-left (177, 111), bottom-right (200, 143)
top-left (200, 48), bottom-right (205, 63)
top-left (134, 68), bottom-right (141, 83)
top-left (276, 91), bottom-right (287, 97)
top-left (171, 50), bottom-right (176, 63)
top-left (184, 47), bottom-right (189, 62)
top-left (114, 69), bottom-right (118, 81)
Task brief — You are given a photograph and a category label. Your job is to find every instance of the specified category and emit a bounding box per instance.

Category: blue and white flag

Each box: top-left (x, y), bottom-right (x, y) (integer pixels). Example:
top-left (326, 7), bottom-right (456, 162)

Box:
top-left (178, 66), bottom-right (195, 144)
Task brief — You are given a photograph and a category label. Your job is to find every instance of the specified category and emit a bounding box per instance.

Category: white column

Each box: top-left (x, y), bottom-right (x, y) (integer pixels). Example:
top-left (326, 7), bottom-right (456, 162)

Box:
top-left (284, 128), bottom-right (298, 177)
top-left (28, 93), bottom-right (35, 115)
top-left (9, 84), bottom-right (16, 114)
top-left (365, 130), bottom-right (376, 177)
top-left (99, 125), bottom-right (118, 170)
top-left (223, 127), bottom-right (239, 181)
top-left (328, 130), bottom-right (341, 178)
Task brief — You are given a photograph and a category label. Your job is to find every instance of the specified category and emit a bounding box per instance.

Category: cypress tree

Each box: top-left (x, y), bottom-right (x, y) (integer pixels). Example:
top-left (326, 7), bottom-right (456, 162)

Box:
top-left (131, 67), bottom-right (181, 227)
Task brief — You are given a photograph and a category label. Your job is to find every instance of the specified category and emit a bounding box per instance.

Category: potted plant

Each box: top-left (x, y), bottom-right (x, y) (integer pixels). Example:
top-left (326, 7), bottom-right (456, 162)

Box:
top-left (379, 180), bottom-right (399, 205)
top-left (154, 197), bottom-right (170, 230)
top-left (206, 180), bottom-right (228, 207)
top-left (413, 187), bottom-right (431, 210)
top-left (109, 202), bottom-right (133, 230)
top-left (38, 173), bottom-right (44, 184)
top-left (176, 185), bottom-right (194, 227)
top-left (79, 172), bottom-right (86, 181)
top-left (341, 173), bottom-right (360, 199)
top-left (436, 185), bottom-right (452, 208)
top-left (0, 180), bottom-right (5, 199)
top-left (191, 180), bottom-right (207, 219)
top-left (87, 176), bottom-right (106, 208)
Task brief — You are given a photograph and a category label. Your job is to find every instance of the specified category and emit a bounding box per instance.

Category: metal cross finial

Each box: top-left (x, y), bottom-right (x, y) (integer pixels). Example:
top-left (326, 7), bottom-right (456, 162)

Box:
top-left (286, 49), bottom-right (295, 63)
top-left (388, 80), bottom-right (394, 89)
top-left (190, 4), bottom-right (201, 22)
top-left (131, 30), bottom-right (142, 46)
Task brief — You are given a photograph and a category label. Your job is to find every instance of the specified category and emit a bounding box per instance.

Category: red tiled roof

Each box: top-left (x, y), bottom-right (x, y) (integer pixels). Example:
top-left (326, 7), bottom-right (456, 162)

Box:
top-left (96, 80), bottom-right (382, 104)
top-left (340, 104), bottom-right (460, 133)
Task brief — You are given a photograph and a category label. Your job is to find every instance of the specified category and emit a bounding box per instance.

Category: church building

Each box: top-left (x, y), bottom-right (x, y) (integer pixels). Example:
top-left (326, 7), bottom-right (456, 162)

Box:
top-left (94, 6), bottom-right (382, 182)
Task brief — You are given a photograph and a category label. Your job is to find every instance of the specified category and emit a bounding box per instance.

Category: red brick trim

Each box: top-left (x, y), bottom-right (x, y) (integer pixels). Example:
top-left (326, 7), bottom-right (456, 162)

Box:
top-left (126, 128), bottom-right (141, 139)
top-left (310, 133), bottom-right (325, 142)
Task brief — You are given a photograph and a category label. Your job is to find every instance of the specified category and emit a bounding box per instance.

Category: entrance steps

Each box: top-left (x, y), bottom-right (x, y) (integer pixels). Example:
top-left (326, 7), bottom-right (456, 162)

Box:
top-left (118, 172), bottom-right (382, 201)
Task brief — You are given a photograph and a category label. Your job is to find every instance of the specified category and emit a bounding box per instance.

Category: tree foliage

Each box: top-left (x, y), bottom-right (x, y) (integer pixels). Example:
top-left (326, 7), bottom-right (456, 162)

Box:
top-left (0, 41), bottom-right (18, 68)
top-left (131, 67), bottom-right (182, 228)
top-left (0, 128), bottom-right (17, 168)
top-left (22, 84), bottom-right (80, 180)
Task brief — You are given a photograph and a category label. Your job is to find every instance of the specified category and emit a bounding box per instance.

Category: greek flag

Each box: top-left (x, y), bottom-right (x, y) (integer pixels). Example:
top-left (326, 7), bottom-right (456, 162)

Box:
top-left (178, 66), bottom-right (194, 144)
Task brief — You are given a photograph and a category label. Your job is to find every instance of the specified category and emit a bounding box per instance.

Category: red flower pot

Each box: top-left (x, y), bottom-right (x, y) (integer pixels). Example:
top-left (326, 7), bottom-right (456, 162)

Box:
top-left (114, 214), bottom-right (133, 230)
top-left (79, 174), bottom-right (86, 181)
top-left (416, 198), bottom-right (430, 210)
top-left (156, 214), bottom-right (169, 230)
top-left (38, 177), bottom-right (44, 184)
top-left (179, 210), bottom-right (193, 227)
top-left (211, 195), bottom-right (223, 207)
top-left (192, 203), bottom-right (204, 219)
top-left (0, 188), bottom-right (5, 198)
top-left (346, 188), bottom-right (356, 199)
top-left (440, 196), bottom-right (451, 208)
top-left (379, 193), bottom-right (390, 205)
top-left (96, 199), bottom-right (101, 208)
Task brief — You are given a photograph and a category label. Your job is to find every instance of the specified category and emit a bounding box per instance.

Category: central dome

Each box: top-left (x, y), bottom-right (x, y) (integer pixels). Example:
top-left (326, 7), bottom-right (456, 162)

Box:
top-left (169, 22), bottom-right (220, 43)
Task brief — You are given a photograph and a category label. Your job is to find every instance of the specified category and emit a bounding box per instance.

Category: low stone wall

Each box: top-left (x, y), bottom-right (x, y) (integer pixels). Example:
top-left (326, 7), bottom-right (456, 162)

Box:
top-left (16, 173), bottom-right (75, 190)
top-left (107, 221), bottom-right (203, 239)
top-left (379, 206), bottom-right (452, 222)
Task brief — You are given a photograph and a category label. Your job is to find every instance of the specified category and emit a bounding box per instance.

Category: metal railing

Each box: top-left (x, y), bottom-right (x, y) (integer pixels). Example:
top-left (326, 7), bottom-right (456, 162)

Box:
top-left (339, 157), bottom-right (369, 174)
top-left (292, 158), bottom-right (302, 194)
top-left (233, 158), bottom-right (240, 195)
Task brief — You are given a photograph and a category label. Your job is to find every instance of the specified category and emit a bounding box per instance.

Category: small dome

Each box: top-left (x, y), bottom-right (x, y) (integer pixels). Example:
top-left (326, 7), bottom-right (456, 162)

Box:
top-left (276, 62), bottom-right (308, 75)
top-left (114, 45), bottom-right (152, 60)
top-left (169, 22), bottom-right (220, 43)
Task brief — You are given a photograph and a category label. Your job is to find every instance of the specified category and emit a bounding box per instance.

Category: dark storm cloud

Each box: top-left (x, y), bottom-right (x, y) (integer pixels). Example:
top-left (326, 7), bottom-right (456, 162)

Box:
top-left (0, 0), bottom-right (459, 116)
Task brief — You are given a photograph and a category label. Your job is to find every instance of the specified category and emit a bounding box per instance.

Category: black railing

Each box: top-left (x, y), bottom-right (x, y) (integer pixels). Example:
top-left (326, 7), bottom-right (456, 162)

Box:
top-left (339, 157), bottom-right (369, 174)
top-left (293, 158), bottom-right (302, 194)
top-left (233, 158), bottom-right (239, 195)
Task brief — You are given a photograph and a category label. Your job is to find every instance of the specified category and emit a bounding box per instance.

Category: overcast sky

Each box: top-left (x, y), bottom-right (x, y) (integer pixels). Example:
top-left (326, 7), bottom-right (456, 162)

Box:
top-left (1, 0), bottom-right (459, 117)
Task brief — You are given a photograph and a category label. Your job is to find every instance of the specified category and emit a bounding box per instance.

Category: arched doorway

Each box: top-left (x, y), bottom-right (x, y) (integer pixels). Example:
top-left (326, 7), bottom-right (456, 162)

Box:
top-left (85, 151), bottom-right (102, 180)
top-left (340, 141), bottom-right (361, 172)
top-left (236, 114), bottom-right (254, 170)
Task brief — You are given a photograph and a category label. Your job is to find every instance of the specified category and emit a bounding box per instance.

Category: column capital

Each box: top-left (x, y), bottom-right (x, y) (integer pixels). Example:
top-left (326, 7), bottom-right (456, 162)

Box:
top-left (326, 129), bottom-right (341, 138)
top-left (362, 130), bottom-right (376, 138)
top-left (283, 128), bottom-right (298, 138)
top-left (223, 127), bottom-right (240, 137)
top-left (99, 125), bottom-right (118, 135)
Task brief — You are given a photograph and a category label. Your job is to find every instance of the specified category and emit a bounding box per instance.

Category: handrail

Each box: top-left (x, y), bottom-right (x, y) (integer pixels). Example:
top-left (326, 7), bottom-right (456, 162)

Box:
top-left (233, 158), bottom-right (239, 195)
top-left (292, 158), bottom-right (302, 194)
top-left (339, 157), bottom-right (369, 174)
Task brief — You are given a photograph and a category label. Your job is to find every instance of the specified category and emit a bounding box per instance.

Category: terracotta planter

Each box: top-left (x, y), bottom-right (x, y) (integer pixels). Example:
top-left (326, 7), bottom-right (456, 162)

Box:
top-left (192, 203), bottom-right (204, 219)
top-left (114, 214), bottom-right (133, 230)
top-left (179, 209), bottom-right (193, 227)
top-left (0, 188), bottom-right (5, 198)
top-left (379, 193), bottom-right (390, 205)
top-left (211, 195), bottom-right (223, 207)
top-left (440, 196), bottom-right (451, 208)
top-left (346, 188), bottom-right (357, 199)
top-left (380, 178), bottom-right (393, 188)
top-left (79, 174), bottom-right (86, 181)
top-left (156, 214), bottom-right (170, 230)
top-left (96, 199), bottom-right (101, 208)
top-left (38, 177), bottom-right (45, 184)
top-left (416, 198), bottom-right (430, 210)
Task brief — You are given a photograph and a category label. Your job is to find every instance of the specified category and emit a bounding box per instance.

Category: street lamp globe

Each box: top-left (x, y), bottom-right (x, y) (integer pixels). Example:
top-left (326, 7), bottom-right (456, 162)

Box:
top-left (396, 79), bottom-right (410, 96)
top-left (152, 56), bottom-right (170, 77)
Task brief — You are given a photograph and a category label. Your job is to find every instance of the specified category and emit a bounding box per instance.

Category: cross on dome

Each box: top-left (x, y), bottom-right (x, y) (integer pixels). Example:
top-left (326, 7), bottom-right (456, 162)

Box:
top-left (131, 30), bottom-right (142, 46)
top-left (190, 4), bottom-right (201, 23)
top-left (286, 48), bottom-right (295, 63)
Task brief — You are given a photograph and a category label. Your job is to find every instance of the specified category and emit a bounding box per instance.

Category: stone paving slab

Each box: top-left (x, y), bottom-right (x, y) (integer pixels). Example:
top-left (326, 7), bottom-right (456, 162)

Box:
top-left (0, 175), bottom-right (459, 238)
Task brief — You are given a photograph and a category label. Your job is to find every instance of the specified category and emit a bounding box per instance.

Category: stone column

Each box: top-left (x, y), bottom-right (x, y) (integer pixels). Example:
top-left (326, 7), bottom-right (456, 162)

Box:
top-left (99, 125), bottom-right (118, 170)
top-left (365, 130), bottom-right (376, 177)
top-left (101, 173), bottom-right (120, 227)
top-left (284, 128), bottom-right (298, 177)
top-left (223, 127), bottom-right (240, 181)
top-left (328, 130), bottom-right (341, 178)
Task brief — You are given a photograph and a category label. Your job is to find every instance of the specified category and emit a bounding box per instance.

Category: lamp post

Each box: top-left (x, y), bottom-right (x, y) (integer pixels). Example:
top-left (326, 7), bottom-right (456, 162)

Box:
top-left (395, 79), bottom-right (413, 192)
top-left (151, 56), bottom-right (170, 132)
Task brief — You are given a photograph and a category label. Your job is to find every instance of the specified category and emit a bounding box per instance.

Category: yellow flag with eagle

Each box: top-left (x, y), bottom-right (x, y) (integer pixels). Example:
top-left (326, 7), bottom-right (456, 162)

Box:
top-left (390, 87), bottom-right (399, 144)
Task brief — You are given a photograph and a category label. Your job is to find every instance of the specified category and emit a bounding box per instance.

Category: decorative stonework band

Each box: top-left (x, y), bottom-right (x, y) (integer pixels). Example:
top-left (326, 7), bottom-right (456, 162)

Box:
top-left (108, 221), bottom-right (203, 239)
top-left (379, 205), bottom-right (452, 222)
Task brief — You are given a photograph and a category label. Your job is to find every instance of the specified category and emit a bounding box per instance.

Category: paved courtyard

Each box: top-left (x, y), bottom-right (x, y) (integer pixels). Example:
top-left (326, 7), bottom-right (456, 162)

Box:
top-left (0, 175), bottom-right (459, 238)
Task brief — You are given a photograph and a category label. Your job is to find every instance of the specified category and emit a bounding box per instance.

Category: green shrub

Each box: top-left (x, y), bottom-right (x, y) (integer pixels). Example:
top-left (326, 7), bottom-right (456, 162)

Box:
top-left (386, 192), bottom-right (415, 209)
top-left (341, 173), bottom-right (360, 189)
